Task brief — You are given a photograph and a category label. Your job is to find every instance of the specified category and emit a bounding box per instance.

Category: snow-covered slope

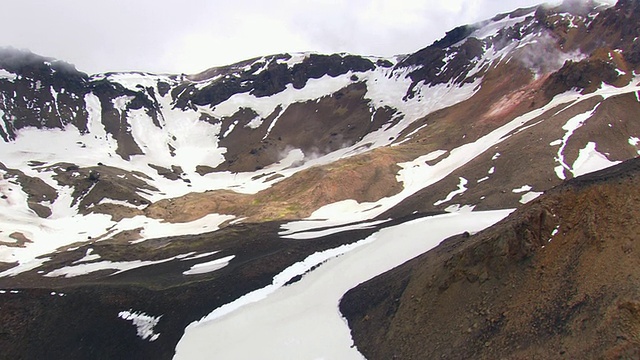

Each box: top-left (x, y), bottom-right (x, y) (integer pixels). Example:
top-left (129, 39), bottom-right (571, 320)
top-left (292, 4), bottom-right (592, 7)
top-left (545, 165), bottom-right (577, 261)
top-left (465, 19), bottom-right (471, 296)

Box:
top-left (1, 0), bottom-right (640, 359)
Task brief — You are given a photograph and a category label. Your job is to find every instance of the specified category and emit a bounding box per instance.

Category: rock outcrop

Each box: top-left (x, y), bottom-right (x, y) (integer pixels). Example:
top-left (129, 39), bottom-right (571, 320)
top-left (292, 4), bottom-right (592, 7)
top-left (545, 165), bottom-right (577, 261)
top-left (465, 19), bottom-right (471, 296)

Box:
top-left (341, 157), bottom-right (640, 359)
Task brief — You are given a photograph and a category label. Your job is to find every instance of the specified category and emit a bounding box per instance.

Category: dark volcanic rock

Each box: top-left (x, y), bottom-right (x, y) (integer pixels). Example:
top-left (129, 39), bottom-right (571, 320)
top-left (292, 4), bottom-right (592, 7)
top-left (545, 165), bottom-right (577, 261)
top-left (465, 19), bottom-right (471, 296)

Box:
top-left (543, 58), bottom-right (621, 98)
top-left (0, 48), bottom-right (90, 140)
top-left (173, 53), bottom-right (376, 110)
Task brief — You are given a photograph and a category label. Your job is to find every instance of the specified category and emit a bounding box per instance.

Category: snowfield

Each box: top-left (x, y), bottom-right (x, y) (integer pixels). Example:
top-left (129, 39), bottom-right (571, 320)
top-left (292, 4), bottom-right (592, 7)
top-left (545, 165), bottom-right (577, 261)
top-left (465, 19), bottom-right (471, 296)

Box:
top-left (173, 210), bottom-right (512, 359)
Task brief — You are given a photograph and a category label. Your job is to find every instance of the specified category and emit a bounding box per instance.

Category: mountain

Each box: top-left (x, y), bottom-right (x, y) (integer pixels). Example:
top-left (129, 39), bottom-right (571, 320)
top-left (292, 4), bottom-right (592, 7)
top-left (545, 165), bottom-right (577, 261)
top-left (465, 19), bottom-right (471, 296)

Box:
top-left (1, 0), bottom-right (640, 358)
top-left (341, 156), bottom-right (640, 359)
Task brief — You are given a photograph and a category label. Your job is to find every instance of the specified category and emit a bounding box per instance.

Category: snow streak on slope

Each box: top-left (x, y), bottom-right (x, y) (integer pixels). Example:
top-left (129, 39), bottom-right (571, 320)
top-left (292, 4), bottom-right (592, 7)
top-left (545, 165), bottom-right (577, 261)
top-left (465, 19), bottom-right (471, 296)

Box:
top-left (0, 3), bottom-right (637, 279)
top-left (0, 56), bottom-right (482, 273)
top-left (174, 210), bottom-right (512, 359)
top-left (276, 78), bottom-right (640, 234)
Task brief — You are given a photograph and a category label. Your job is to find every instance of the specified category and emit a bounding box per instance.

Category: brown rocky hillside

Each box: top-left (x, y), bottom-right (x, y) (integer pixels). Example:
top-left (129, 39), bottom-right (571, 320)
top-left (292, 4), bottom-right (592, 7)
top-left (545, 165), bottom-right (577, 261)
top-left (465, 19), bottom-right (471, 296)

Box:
top-left (341, 156), bottom-right (640, 359)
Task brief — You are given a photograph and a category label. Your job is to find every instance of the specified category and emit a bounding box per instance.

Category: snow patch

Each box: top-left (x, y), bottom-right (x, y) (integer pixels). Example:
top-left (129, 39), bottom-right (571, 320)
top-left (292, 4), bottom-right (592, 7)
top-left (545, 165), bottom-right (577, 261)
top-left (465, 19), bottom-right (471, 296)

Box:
top-left (519, 191), bottom-right (543, 204)
top-left (244, 115), bottom-right (263, 129)
top-left (73, 248), bottom-right (101, 264)
top-left (571, 142), bottom-right (620, 177)
top-left (181, 236), bottom-right (376, 329)
top-left (118, 310), bottom-right (162, 342)
top-left (552, 105), bottom-right (599, 180)
top-left (0, 69), bottom-right (18, 81)
top-left (183, 255), bottom-right (235, 275)
top-left (174, 210), bottom-right (512, 360)
top-left (434, 177), bottom-right (468, 206)
top-left (280, 219), bottom-right (388, 240)
top-left (512, 185), bottom-right (532, 193)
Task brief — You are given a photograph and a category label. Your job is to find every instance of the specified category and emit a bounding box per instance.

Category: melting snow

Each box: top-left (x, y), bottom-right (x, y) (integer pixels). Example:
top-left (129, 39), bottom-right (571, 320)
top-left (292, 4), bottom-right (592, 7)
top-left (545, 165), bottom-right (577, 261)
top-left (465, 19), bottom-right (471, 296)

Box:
top-left (178, 236), bottom-right (378, 330)
top-left (512, 185), bottom-right (532, 193)
top-left (519, 191), bottom-right (543, 204)
top-left (118, 310), bottom-right (162, 342)
top-left (44, 256), bottom-right (176, 278)
top-left (434, 177), bottom-right (468, 206)
top-left (211, 73), bottom-right (354, 119)
top-left (552, 105), bottom-right (598, 180)
top-left (0, 69), bottom-right (18, 81)
top-left (244, 115), bottom-right (263, 129)
top-left (571, 142), bottom-right (620, 177)
top-left (73, 248), bottom-right (101, 264)
top-left (280, 219), bottom-right (388, 240)
top-left (179, 251), bottom-right (219, 261)
top-left (629, 136), bottom-right (640, 154)
top-left (182, 255), bottom-right (235, 275)
top-left (174, 210), bottom-right (512, 359)
top-left (45, 248), bottom-right (226, 278)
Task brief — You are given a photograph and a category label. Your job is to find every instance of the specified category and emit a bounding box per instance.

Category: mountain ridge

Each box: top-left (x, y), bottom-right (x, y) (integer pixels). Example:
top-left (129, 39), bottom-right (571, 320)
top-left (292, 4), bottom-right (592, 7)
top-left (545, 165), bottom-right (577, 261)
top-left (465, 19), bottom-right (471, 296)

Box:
top-left (341, 155), bottom-right (640, 359)
top-left (1, 0), bottom-right (640, 358)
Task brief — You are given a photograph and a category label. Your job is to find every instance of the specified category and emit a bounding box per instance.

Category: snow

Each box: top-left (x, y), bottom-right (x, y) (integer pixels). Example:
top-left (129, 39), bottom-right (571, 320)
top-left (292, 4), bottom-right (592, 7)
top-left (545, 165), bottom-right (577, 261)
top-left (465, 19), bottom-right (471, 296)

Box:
top-left (97, 198), bottom-right (146, 210)
top-left (552, 104), bottom-right (599, 180)
top-left (211, 73), bottom-right (355, 119)
top-left (44, 250), bottom-right (190, 278)
top-left (277, 52), bottom-right (311, 68)
top-left (0, 290), bottom-right (20, 294)
top-left (0, 257), bottom-right (50, 277)
top-left (547, 224), bottom-right (561, 243)
top-left (280, 219), bottom-right (389, 240)
top-left (73, 248), bottom-right (100, 264)
top-left (182, 255), bottom-right (235, 275)
top-left (118, 310), bottom-right (162, 342)
top-left (434, 177), bottom-right (468, 206)
top-left (519, 191), bottom-right (543, 204)
top-left (629, 136), bottom-right (640, 154)
top-left (0, 109), bottom-right (8, 137)
top-left (174, 210), bottom-right (512, 360)
top-left (179, 251), bottom-right (219, 261)
top-left (297, 86), bottom-right (599, 226)
top-left (471, 13), bottom-right (532, 40)
top-left (177, 236), bottom-right (377, 331)
top-left (445, 204), bottom-right (476, 213)
top-left (0, 211), bottom-right (233, 276)
top-left (512, 185), bottom-right (532, 193)
top-left (244, 115), bottom-right (263, 129)
top-left (1, 45), bottom-right (639, 284)
top-left (364, 68), bottom-right (479, 124)
top-left (0, 69), bottom-right (18, 81)
top-left (571, 142), bottom-right (620, 177)
top-left (122, 213), bottom-right (235, 244)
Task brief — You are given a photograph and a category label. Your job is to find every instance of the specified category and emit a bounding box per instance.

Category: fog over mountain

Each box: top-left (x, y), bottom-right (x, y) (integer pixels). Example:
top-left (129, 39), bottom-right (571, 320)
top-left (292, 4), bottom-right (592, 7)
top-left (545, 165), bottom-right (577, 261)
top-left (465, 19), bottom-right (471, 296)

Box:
top-left (0, 0), bottom-right (563, 74)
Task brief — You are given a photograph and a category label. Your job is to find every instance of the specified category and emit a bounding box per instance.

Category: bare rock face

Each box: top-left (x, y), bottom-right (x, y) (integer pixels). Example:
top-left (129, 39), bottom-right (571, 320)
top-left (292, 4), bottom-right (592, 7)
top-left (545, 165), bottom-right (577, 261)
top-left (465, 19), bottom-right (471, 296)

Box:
top-left (341, 157), bottom-right (640, 359)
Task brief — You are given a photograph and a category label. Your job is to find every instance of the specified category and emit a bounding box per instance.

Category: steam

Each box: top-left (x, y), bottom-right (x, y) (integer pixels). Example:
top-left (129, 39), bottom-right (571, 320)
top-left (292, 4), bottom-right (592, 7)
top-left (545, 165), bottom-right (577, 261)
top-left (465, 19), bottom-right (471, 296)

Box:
top-left (512, 32), bottom-right (585, 78)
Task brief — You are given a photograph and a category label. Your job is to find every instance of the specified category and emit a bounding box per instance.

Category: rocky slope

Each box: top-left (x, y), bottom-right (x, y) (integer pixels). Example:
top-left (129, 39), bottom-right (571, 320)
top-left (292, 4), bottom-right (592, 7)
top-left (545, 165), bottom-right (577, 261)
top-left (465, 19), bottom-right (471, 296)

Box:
top-left (0, 0), bottom-right (640, 358)
top-left (341, 155), bottom-right (640, 359)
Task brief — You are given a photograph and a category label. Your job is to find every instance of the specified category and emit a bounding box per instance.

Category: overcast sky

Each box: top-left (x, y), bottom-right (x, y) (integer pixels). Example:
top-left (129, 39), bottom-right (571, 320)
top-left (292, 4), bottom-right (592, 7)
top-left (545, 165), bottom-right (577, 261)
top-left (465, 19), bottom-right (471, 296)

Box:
top-left (0, 0), bottom-right (588, 75)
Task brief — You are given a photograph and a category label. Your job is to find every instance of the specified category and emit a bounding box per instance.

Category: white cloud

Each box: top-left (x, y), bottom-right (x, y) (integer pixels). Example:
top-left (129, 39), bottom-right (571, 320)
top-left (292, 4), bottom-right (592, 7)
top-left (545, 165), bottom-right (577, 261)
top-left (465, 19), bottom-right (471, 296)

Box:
top-left (0, 0), bottom-right (585, 74)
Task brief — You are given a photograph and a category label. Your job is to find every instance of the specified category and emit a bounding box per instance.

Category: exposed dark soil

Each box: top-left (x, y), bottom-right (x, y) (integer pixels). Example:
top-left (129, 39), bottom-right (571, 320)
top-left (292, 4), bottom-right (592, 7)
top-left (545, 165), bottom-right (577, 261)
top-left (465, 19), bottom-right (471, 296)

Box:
top-left (0, 213), bottom-right (427, 360)
top-left (341, 156), bottom-right (640, 359)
